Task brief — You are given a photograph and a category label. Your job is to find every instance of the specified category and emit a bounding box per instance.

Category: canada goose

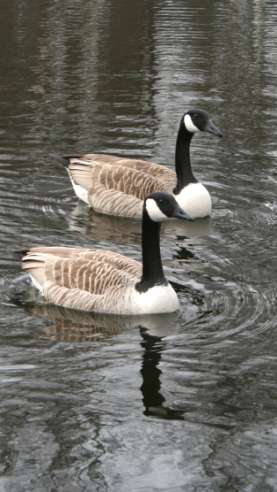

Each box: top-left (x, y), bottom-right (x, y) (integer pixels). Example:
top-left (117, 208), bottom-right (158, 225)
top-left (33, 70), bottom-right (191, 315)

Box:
top-left (22, 192), bottom-right (191, 315)
top-left (63, 109), bottom-right (222, 220)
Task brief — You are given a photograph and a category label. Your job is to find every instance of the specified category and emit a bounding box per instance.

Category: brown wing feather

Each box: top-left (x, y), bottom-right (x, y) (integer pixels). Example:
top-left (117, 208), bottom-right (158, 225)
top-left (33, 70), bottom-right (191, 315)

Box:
top-left (22, 247), bottom-right (141, 295)
top-left (26, 247), bottom-right (141, 273)
top-left (94, 165), bottom-right (168, 198)
top-left (46, 258), bottom-right (135, 294)
top-left (88, 182), bottom-right (143, 218)
top-left (67, 160), bottom-right (174, 218)
top-left (83, 154), bottom-right (176, 182)
top-left (68, 154), bottom-right (176, 192)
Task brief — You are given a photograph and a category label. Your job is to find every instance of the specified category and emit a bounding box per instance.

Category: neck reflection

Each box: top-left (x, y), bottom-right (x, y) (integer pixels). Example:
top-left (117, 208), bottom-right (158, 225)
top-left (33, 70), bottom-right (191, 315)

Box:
top-left (140, 327), bottom-right (184, 420)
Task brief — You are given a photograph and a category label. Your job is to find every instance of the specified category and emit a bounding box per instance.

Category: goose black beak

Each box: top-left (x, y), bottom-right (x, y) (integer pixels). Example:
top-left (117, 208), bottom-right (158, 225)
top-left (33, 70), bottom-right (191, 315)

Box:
top-left (174, 207), bottom-right (193, 221)
top-left (206, 119), bottom-right (223, 137)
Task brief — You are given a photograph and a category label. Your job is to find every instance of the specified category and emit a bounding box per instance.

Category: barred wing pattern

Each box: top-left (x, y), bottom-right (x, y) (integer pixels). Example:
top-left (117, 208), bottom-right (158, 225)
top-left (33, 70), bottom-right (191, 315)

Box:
top-left (66, 154), bottom-right (176, 217)
top-left (22, 247), bottom-right (142, 313)
top-left (71, 154), bottom-right (176, 188)
top-left (89, 183), bottom-right (144, 218)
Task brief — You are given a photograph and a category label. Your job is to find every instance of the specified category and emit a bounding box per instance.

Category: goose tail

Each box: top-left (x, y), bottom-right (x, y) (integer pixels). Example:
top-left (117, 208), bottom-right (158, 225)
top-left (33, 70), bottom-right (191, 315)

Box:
top-left (21, 251), bottom-right (49, 292)
top-left (62, 155), bottom-right (83, 168)
top-left (50, 153), bottom-right (82, 169)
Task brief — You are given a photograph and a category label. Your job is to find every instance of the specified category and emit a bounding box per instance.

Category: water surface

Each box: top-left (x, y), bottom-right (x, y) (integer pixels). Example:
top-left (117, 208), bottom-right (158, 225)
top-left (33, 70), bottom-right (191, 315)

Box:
top-left (1, 1), bottom-right (277, 490)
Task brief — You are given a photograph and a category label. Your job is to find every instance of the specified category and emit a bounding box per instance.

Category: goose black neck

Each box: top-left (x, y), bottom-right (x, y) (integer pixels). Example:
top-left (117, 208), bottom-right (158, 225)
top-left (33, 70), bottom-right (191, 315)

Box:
top-left (136, 211), bottom-right (167, 293)
top-left (173, 123), bottom-right (197, 194)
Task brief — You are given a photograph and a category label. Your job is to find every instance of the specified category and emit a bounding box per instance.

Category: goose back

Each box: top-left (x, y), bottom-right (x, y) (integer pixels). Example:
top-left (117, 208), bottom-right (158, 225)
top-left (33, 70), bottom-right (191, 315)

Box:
top-left (69, 154), bottom-right (176, 187)
top-left (66, 156), bottom-right (176, 218)
top-left (22, 247), bottom-right (143, 314)
top-left (67, 157), bottom-right (176, 218)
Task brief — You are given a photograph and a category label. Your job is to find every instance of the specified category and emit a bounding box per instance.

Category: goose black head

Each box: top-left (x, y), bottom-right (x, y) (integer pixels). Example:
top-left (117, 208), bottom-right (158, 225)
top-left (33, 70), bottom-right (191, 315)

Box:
top-left (183, 109), bottom-right (223, 137)
top-left (145, 192), bottom-right (192, 222)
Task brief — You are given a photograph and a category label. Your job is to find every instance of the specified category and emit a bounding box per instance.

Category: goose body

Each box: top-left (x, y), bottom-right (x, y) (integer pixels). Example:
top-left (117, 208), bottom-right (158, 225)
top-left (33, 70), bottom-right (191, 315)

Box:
top-left (64, 109), bottom-right (222, 220)
top-left (22, 193), bottom-right (190, 315)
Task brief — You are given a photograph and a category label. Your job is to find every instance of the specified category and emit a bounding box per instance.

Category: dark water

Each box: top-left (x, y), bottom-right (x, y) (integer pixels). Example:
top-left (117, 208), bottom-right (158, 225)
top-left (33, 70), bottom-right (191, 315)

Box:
top-left (1, 1), bottom-right (277, 490)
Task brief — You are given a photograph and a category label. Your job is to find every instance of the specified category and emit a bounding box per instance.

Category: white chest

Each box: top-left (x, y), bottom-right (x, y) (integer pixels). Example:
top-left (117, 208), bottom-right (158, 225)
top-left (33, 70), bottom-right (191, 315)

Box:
top-left (175, 182), bottom-right (212, 219)
top-left (124, 283), bottom-right (180, 315)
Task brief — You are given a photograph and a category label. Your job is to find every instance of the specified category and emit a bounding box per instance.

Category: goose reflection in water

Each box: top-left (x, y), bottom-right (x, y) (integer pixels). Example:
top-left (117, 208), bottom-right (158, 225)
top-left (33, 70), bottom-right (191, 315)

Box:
top-left (25, 303), bottom-right (180, 340)
top-left (68, 203), bottom-right (211, 247)
top-left (140, 327), bottom-right (185, 420)
top-left (25, 303), bottom-right (185, 419)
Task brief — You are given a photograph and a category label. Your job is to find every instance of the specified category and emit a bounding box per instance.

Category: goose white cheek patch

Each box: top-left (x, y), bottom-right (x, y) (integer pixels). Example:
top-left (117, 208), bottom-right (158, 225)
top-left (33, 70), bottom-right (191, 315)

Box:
top-left (184, 114), bottom-right (200, 133)
top-left (145, 199), bottom-right (168, 222)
